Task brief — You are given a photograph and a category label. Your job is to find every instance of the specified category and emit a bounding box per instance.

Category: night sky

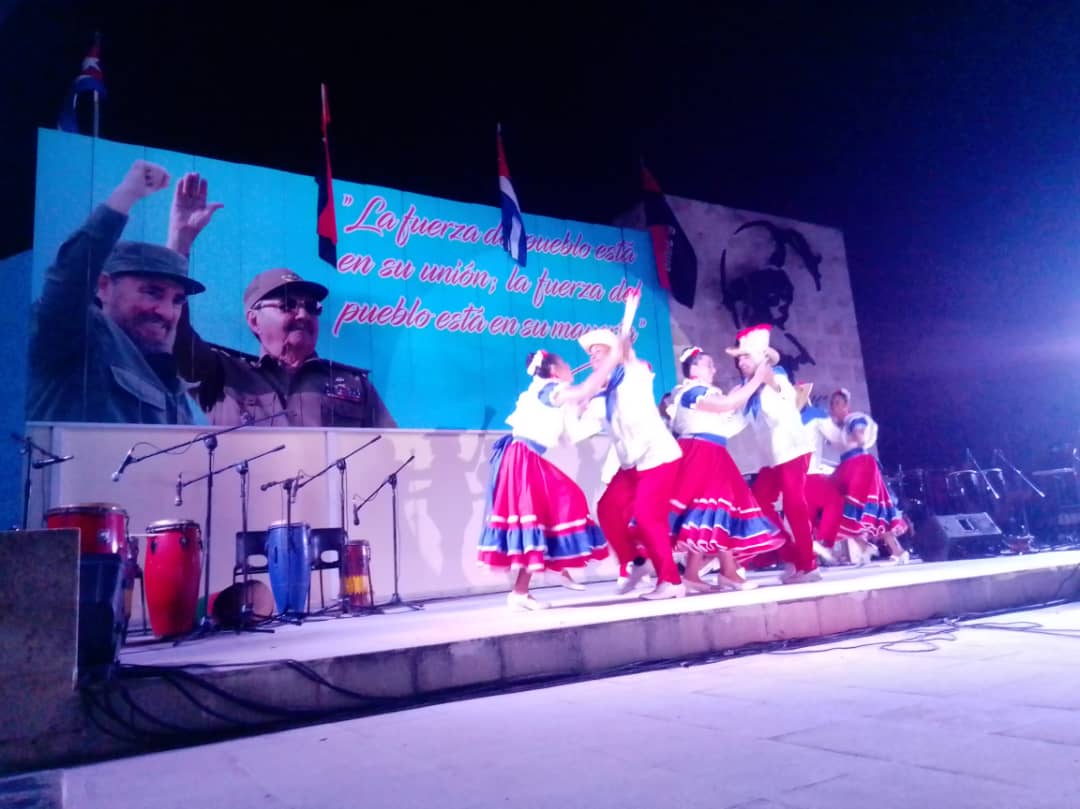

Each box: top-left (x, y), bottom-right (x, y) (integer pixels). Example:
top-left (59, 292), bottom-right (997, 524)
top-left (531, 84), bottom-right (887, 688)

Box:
top-left (2, 0), bottom-right (1079, 473)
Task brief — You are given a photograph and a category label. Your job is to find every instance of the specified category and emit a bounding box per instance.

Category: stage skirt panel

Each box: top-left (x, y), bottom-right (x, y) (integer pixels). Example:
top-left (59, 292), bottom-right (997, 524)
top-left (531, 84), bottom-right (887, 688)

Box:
top-left (832, 451), bottom-right (907, 539)
top-left (478, 436), bottom-right (609, 572)
top-left (669, 435), bottom-right (786, 563)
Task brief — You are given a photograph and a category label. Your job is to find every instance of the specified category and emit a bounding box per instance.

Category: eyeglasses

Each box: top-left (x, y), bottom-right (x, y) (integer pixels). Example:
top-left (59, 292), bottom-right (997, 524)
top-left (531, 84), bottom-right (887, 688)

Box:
top-left (252, 298), bottom-right (323, 316)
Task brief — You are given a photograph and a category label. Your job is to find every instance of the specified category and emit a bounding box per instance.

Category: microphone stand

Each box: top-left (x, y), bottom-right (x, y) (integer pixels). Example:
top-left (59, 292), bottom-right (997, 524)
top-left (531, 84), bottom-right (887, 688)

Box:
top-left (177, 443), bottom-right (286, 635)
top-left (352, 455), bottom-right (422, 612)
top-left (993, 448), bottom-right (1044, 546)
top-left (966, 448), bottom-right (1001, 502)
top-left (260, 472), bottom-right (306, 624)
top-left (11, 434), bottom-right (73, 531)
top-left (293, 436), bottom-right (382, 615)
top-left (109, 411), bottom-right (285, 640)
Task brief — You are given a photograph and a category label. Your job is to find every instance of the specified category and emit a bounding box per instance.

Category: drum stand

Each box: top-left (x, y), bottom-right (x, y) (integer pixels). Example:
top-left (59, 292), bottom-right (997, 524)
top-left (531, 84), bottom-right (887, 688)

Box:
top-left (352, 455), bottom-right (422, 612)
top-left (230, 444), bottom-right (286, 630)
top-left (12, 433), bottom-right (72, 530)
top-left (292, 436), bottom-right (383, 617)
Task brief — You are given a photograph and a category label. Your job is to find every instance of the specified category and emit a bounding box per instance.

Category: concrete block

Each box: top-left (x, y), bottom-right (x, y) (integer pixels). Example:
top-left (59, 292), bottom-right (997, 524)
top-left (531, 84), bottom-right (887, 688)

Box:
top-left (709, 604), bottom-right (769, 651)
top-left (763, 598), bottom-right (823, 641)
top-left (416, 638), bottom-right (502, 693)
top-left (579, 619), bottom-right (647, 673)
top-left (499, 629), bottom-right (583, 680)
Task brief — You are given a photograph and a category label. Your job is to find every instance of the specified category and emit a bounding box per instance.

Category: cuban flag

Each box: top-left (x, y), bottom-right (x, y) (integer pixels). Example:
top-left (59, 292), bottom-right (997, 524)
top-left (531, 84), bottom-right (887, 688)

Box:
top-left (496, 124), bottom-right (527, 266)
top-left (58, 34), bottom-right (106, 134)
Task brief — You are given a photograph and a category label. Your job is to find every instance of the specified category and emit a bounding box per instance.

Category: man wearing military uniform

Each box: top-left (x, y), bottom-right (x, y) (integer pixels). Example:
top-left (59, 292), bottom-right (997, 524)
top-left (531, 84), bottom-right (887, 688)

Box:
top-left (27, 160), bottom-right (205, 425)
top-left (168, 173), bottom-right (394, 428)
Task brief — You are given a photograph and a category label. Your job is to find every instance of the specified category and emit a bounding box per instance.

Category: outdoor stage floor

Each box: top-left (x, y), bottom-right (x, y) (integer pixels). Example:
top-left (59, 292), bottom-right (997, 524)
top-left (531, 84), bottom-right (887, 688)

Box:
top-left (119, 551), bottom-right (1080, 671)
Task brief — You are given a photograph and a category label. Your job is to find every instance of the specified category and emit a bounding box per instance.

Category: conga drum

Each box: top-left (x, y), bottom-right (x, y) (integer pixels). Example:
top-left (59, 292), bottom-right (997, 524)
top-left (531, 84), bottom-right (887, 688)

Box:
top-left (341, 540), bottom-right (374, 612)
top-left (144, 519), bottom-right (203, 638)
top-left (46, 503), bottom-right (134, 629)
top-left (45, 503), bottom-right (128, 557)
top-left (267, 521), bottom-right (311, 615)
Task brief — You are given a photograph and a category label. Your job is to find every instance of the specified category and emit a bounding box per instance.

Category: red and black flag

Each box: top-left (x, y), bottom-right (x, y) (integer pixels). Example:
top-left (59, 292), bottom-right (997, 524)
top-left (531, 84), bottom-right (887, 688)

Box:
top-left (642, 161), bottom-right (697, 308)
top-left (316, 83), bottom-right (338, 267)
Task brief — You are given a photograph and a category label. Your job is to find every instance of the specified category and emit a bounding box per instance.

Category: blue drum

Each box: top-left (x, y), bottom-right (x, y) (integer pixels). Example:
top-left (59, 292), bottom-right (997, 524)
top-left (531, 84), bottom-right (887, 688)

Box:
top-left (267, 521), bottom-right (311, 615)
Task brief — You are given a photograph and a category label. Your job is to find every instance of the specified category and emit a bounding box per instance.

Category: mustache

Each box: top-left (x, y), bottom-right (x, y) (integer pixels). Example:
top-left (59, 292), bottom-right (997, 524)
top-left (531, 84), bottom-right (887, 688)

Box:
top-left (134, 313), bottom-right (172, 332)
top-left (286, 321), bottom-right (314, 334)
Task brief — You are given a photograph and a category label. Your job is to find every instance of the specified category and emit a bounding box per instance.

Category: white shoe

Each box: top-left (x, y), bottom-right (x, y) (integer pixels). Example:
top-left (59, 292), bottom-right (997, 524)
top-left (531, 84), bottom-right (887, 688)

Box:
top-left (551, 570), bottom-right (586, 591)
top-left (716, 574), bottom-right (758, 591)
top-left (641, 581), bottom-right (686, 600)
top-left (780, 567), bottom-right (823, 585)
top-left (893, 551), bottom-right (911, 566)
top-left (683, 578), bottom-right (717, 594)
top-left (507, 592), bottom-right (549, 611)
top-left (698, 558), bottom-right (721, 577)
top-left (847, 538), bottom-right (874, 567)
top-left (615, 564), bottom-right (649, 594)
top-left (813, 541), bottom-right (837, 565)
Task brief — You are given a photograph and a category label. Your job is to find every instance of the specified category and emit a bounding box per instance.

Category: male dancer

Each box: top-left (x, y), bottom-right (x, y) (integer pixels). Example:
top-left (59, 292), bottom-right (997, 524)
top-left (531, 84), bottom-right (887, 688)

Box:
top-left (729, 325), bottom-right (821, 584)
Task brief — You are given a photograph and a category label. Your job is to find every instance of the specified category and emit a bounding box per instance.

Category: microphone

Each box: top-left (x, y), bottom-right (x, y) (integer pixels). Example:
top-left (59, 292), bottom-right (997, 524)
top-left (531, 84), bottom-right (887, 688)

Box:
top-left (353, 499), bottom-right (360, 526)
top-left (111, 447), bottom-right (135, 482)
top-left (31, 454), bottom-right (73, 470)
top-left (259, 480), bottom-right (277, 492)
top-left (175, 474), bottom-right (183, 507)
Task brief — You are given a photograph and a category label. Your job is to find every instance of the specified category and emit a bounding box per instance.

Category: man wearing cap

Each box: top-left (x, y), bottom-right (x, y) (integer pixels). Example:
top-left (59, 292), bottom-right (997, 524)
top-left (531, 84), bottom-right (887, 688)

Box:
top-left (27, 160), bottom-right (205, 424)
top-left (167, 173), bottom-right (394, 428)
top-left (729, 324), bottom-right (821, 584)
top-left (578, 295), bottom-right (685, 600)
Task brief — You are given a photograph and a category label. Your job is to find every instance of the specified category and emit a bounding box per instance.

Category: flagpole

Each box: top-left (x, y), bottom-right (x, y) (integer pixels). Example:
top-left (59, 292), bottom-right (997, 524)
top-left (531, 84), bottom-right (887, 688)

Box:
top-left (92, 91), bottom-right (100, 139)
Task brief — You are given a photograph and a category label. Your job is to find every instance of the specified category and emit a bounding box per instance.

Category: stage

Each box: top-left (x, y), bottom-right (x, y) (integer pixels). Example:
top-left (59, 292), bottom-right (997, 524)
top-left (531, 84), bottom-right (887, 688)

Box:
top-left (40, 550), bottom-right (1070, 771)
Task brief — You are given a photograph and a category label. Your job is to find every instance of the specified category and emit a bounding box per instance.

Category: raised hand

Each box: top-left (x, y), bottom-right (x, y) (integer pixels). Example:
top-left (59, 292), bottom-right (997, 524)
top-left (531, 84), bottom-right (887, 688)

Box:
top-left (167, 172), bottom-right (224, 257)
top-left (106, 159), bottom-right (170, 215)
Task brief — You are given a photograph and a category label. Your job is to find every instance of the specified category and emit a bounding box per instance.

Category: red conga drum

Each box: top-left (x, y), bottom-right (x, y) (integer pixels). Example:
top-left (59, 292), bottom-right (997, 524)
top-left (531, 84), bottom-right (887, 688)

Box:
top-left (144, 519), bottom-right (203, 638)
top-left (341, 540), bottom-right (374, 612)
top-left (45, 502), bottom-right (128, 557)
top-left (46, 503), bottom-right (134, 628)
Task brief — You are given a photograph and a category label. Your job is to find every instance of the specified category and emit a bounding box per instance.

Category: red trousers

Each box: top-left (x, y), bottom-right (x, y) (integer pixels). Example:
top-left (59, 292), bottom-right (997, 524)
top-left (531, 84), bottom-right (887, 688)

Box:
top-left (805, 472), bottom-right (844, 546)
top-left (751, 454), bottom-right (817, 573)
top-left (597, 460), bottom-right (682, 585)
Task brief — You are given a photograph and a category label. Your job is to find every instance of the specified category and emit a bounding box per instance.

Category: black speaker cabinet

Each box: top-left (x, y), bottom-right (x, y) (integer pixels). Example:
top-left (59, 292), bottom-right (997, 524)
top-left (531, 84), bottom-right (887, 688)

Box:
top-left (913, 512), bottom-right (1004, 562)
top-left (78, 554), bottom-right (126, 671)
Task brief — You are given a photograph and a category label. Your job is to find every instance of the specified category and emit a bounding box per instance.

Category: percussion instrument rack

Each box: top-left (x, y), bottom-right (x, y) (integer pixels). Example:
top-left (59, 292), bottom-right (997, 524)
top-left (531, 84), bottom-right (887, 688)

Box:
top-left (109, 411), bottom-right (285, 642)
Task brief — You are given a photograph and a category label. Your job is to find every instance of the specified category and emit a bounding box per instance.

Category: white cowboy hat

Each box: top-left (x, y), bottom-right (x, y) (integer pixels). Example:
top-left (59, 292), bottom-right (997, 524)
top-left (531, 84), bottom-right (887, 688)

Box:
top-left (577, 328), bottom-right (620, 353)
top-left (725, 324), bottom-right (780, 366)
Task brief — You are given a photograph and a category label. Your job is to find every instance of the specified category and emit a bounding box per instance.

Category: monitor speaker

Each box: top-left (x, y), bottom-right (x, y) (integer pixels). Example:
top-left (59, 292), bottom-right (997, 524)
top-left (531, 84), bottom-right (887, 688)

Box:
top-left (912, 512), bottom-right (1003, 562)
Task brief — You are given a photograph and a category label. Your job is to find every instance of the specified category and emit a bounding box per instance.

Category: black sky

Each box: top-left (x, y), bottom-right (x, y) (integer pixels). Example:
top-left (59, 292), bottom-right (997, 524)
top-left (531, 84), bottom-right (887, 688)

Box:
top-left (3, 0), bottom-right (1080, 472)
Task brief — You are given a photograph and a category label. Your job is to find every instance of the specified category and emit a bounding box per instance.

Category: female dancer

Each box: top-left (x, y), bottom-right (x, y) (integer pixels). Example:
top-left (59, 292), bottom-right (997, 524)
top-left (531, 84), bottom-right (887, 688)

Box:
top-left (818, 389), bottom-right (909, 563)
top-left (668, 346), bottom-right (787, 590)
top-left (478, 298), bottom-right (634, 610)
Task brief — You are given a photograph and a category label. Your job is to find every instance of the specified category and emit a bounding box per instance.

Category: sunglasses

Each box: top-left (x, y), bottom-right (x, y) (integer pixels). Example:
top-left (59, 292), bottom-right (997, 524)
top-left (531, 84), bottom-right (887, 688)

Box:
top-left (252, 297), bottom-right (323, 316)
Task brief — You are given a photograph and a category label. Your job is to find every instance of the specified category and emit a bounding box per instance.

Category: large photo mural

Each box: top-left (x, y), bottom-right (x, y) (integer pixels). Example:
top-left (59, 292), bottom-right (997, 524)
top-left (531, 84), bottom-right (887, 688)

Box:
top-left (29, 129), bottom-right (677, 430)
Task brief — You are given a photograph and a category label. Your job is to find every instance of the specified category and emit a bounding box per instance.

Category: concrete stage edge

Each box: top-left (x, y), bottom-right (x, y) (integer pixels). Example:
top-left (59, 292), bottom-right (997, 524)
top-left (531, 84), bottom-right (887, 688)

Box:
top-left (5, 551), bottom-right (1079, 773)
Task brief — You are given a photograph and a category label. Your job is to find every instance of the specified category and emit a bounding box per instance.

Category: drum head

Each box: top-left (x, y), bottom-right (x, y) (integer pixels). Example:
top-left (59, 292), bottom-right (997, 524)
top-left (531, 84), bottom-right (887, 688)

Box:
top-left (267, 520), bottom-right (310, 530)
top-left (147, 519), bottom-right (200, 533)
top-left (46, 502), bottom-right (126, 517)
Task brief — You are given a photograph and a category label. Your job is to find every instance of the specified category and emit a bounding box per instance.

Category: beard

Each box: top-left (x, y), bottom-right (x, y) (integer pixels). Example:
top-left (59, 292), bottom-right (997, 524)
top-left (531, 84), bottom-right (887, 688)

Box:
top-left (121, 313), bottom-right (176, 354)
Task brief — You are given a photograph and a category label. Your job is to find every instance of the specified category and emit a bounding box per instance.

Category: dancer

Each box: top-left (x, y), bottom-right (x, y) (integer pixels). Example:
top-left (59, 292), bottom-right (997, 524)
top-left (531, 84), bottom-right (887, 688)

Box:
top-left (478, 298), bottom-right (637, 610)
top-left (582, 296), bottom-right (686, 600)
top-left (801, 386), bottom-right (845, 564)
top-left (668, 346), bottom-right (787, 591)
top-left (818, 390), bottom-right (910, 563)
top-left (731, 325), bottom-right (822, 584)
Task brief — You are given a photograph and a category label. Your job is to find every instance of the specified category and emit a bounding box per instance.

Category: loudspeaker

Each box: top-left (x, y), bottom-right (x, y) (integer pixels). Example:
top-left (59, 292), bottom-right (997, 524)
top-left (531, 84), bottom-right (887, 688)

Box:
top-left (78, 554), bottom-right (126, 671)
top-left (913, 512), bottom-right (1003, 562)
